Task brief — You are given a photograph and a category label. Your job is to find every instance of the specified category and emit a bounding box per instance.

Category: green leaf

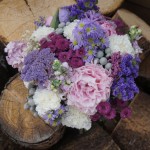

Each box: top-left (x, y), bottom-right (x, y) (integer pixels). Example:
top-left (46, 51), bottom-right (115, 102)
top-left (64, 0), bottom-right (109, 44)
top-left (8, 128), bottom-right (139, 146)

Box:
top-left (50, 9), bottom-right (59, 29)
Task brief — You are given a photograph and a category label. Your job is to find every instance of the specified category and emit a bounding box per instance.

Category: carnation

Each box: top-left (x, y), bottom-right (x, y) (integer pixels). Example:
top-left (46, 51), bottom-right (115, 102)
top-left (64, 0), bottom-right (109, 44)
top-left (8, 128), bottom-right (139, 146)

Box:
top-left (33, 88), bottom-right (61, 116)
top-left (63, 20), bottom-right (79, 41)
top-left (31, 26), bottom-right (54, 41)
top-left (62, 106), bottom-right (91, 130)
top-left (109, 34), bottom-right (135, 56)
top-left (67, 64), bottom-right (113, 115)
top-left (5, 41), bottom-right (27, 71)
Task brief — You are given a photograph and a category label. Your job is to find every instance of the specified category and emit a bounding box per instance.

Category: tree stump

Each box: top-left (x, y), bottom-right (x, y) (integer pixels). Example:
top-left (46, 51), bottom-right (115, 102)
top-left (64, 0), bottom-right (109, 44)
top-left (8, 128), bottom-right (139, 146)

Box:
top-left (0, 74), bottom-right (65, 149)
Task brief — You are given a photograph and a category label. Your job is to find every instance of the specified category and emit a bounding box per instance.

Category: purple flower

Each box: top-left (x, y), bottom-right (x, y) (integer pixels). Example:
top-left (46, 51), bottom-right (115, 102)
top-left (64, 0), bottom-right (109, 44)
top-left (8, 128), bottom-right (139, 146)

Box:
top-left (91, 112), bottom-right (100, 121)
top-left (72, 18), bottom-right (109, 50)
top-left (5, 41), bottom-right (27, 71)
top-left (75, 48), bottom-right (86, 58)
top-left (119, 54), bottom-right (140, 78)
top-left (55, 39), bottom-right (70, 51)
top-left (96, 102), bottom-right (111, 115)
top-left (59, 8), bottom-right (70, 23)
top-left (110, 52), bottom-right (121, 78)
top-left (58, 52), bottom-right (71, 62)
top-left (34, 16), bottom-right (45, 28)
top-left (21, 48), bottom-right (55, 86)
top-left (112, 77), bottom-right (139, 101)
top-left (104, 108), bottom-right (116, 120)
top-left (116, 99), bottom-right (128, 108)
top-left (69, 57), bottom-right (84, 68)
top-left (120, 107), bottom-right (132, 119)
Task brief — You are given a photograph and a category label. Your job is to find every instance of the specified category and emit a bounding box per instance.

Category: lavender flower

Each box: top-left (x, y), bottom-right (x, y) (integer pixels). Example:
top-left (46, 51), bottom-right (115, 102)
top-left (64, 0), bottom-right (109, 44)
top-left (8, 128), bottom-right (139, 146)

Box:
top-left (112, 77), bottom-right (139, 101)
top-left (119, 54), bottom-right (141, 78)
top-left (21, 48), bottom-right (55, 86)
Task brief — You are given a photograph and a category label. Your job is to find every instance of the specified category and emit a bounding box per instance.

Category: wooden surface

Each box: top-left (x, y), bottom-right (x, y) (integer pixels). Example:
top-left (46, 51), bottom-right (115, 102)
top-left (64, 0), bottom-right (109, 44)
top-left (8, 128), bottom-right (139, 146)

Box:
top-left (51, 123), bottom-right (120, 150)
top-left (112, 92), bottom-right (150, 150)
top-left (0, 0), bottom-right (124, 41)
top-left (0, 75), bottom-right (65, 149)
top-left (98, 0), bottom-right (124, 15)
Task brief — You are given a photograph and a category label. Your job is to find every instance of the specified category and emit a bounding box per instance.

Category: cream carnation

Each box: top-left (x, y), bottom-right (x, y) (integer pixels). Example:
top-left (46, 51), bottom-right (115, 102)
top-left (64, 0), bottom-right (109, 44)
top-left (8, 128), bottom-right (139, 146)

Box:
top-left (30, 26), bottom-right (54, 41)
top-left (109, 34), bottom-right (135, 56)
top-left (67, 64), bottom-right (113, 116)
top-left (33, 89), bottom-right (61, 116)
top-left (62, 106), bottom-right (91, 130)
top-left (63, 20), bottom-right (79, 41)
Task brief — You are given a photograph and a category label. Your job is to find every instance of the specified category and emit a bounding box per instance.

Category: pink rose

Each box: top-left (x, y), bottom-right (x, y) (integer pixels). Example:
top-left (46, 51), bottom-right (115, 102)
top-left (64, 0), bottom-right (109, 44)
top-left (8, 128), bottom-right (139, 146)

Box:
top-left (67, 64), bottom-right (113, 115)
top-left (101, 21), bottom-right (117, 36)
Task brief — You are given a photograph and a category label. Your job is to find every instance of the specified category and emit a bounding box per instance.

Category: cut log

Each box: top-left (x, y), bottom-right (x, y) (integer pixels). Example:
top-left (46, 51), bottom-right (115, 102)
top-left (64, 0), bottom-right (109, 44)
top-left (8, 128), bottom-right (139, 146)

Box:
top-left (112, 92), bottom-right (150, 150)
top-left (98, 0), bottom-right (124, 15)
top-left (51, 123), bottom-right (120, 150)
top-left (0, 0), bottom-right (124, 41)
top-left (0, 74), bottom-right (65, 149)
top-left (113, 9), bottom-right (150, 61)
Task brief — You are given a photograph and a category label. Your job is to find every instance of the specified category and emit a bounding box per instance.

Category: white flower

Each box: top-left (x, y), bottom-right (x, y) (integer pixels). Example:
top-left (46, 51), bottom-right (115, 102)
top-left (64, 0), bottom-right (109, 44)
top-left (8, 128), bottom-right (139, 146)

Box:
top-left (30, 26), bottom-right (54, 41)
top-left (63, 20), bottom-right (79, 41)
top-left (62, 106), bottom-right (91, 130)
top-left (109, 34), bottom-right (135, 56)
top-left (33, 89), bottom-right (61, 116)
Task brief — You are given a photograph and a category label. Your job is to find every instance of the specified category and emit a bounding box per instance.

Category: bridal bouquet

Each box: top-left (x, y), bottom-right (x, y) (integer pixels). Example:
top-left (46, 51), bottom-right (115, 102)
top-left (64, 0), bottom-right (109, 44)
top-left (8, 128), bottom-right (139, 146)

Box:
top-left (5, 0), bottom-right (142, 130)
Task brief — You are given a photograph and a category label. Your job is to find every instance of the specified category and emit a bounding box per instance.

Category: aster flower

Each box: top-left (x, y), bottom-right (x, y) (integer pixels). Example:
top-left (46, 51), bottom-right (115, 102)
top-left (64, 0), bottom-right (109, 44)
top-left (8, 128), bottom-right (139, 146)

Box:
top-left (34, 16), bottom-right (45, 28)
top-left (21, 48), bottom-right (55, 86)
top-left (120, 107), bottom-right (132, 119)
top-left (83, 10), bottom-right (105, 22)
top-left (74, 48), bottom-right (86, 58)
top-left (42, 105), bottom-right (67, 126)
top-left (59, 8), bottom-right (70, 23)
top-left (73, 18), bottom-right (109, 50)
top-left (109, 34), bottom-right (135, 56)
top-left (30, 26), bottom-right (54, 41)
top-left (104, 108), bottom-right (116, 120)
top-left (62, 106), bottom-right (92, 130)
top-left (5, 41), bottom-right (27, 71)
top-left (96, 102), bottom-right (111, 115)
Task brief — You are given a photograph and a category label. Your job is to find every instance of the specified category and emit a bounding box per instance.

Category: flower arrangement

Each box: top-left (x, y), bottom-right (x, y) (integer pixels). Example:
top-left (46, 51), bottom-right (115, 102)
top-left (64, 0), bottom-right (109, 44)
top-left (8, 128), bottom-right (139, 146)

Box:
top-left (5, 0), bottom-right (142, 131)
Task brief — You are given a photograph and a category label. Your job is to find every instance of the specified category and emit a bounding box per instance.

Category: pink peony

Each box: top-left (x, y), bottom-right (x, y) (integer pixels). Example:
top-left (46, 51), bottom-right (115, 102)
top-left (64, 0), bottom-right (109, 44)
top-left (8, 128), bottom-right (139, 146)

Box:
top-left (101, 20), bottom-right (117, 36)
top-left (67, 64), bottom-right (113, 115)
top-left (5, 41), bottom-right (27, 71)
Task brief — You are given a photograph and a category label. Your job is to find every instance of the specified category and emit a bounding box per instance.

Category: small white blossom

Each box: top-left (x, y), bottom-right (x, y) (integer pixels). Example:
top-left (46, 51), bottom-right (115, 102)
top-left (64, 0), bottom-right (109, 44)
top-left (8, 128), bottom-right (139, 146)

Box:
top-left (30, 26), bottom-right (54, 41)
top-left (109, 34), bottom-right (135, 56)
top-left (63, 20), bottom-right (79, 41)
top-left (33, 89), bottom-right (61, 116)
top-left (62, 106), bottom-right (91, 130)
